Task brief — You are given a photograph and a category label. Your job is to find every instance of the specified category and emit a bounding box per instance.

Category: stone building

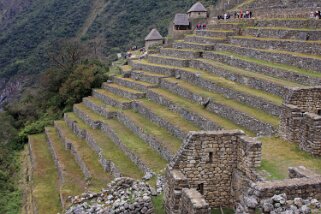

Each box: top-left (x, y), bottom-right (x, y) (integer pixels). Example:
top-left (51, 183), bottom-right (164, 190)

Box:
top-left (280, 87), bottom-right (321, 156)
top-left (187, 2), bottom-right (208, 19)
top-left (164, 130), bottom-right (262, 213)
top-left (144, 28), bottom-right (164, 50)
top-left (173, 13), bottom-right (190, 30)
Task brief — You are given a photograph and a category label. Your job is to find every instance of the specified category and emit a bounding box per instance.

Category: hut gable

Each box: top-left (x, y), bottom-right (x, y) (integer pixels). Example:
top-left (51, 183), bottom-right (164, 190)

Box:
top-left (174, 13), bottom-right (190, 26)
top-left (144, 29), bottom-right (163, 41)
top-left (187, 2), bottom-right (207, 13)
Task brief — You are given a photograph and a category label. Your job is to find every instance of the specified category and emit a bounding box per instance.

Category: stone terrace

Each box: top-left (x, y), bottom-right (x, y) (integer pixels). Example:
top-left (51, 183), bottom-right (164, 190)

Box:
top-left (27, 0), bottom-right (321, 213)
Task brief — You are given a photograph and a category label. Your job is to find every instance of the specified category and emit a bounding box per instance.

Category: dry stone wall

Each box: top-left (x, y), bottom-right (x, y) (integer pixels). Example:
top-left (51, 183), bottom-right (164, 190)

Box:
top-left (280, 87), bottom-right (321, 156)
top-left (165, 130), bottom-right (262, 213)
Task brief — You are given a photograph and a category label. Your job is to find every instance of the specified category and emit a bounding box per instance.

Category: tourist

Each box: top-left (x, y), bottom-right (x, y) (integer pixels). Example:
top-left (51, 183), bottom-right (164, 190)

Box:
top-left (314, 11), bottom-right (321, 19)
top-left (196, 23), bottom-right (201, 30)
top-left (202, 23), bottom-right (207, 30)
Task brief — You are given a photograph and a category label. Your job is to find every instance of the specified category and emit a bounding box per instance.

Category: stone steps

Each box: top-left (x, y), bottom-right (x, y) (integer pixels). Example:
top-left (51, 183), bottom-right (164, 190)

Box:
top-left (214, 43), bottom-right (321, 78)
top-left (118, 110), bottom-right (182, 161)
top-left (244, 27), bottom-right (321, 41)
top-left (184, 35), bottom-right (227, 44)
top-left (148, 55), bottom-right (190, 67)
top-left (160, 48), bottom-right (203, 59)
top-left (63, 112), bottom-right (144, 180)
top-left (71, 103), bottom-right (167, 175)
top-left (131, 70), bottom-right (169, 85)
top-left (131, 60), bottom-right (283, 117)
top-left (160, 78), bottom-right (278, 135)
top-left (145, 88), bottom-right (255, 136)
top-left (45, 127), bottom-right (86, 207)
top-left (133, 100), bottom-right (200, 140)
top-left (28, 134), bottom-right (61, 214)
top-left (230, 36), bottom-right (321, 55)
top-left (83, 96), bottom-right (118, 119)
top-left (102, 82), bottom-right (146, 100)
top-left (112, 76), bottom-right (157, 92)
top-left (173, 41), bottom-right (215, 50)
top-left (195, 29), bottom-right (237, 38)
top-left (54, 120), bottom-right (112, 188)
top-left (92, 89), bottom-right (132, 109)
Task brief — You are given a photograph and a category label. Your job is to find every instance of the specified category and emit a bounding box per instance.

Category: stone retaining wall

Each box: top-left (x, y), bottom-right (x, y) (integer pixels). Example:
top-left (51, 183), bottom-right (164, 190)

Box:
top-left (180, 189), bottom-right (211, 214)
top-left (148, 55), bottom-right (190, 67)
top-left (184, 36), bottom-right (226, 45)
top-left (214, 44), bottom-right (321, 80)
top-left (196, 30), bottom-right (236, 38)
top-left (112, 76), bottom-right (156, 92)
top-left (64, 114), bottom-right (122, 178)
top-left (132, 101), bottom-right (188, 140)
top-left (131, 71), bottom-right (166, 85)
top-left (83, 97), bottom-right (117, 119)
top-left (54, 121), bottom-right (91, 179)
top-left (252, 19), bottom-right (321, 29)
top-left (173, 41), bottom-right (214, 51)
top-left (230, 37), bottom-right (321, 55)
top-left (93, 89), bottom-right (132, 110)
top-left (117, 111), bottom-right (174, 161)
top-left (160, 48), bottom-right (202, 59)
top-left (102, 83), bottom-right (145, 100)
top-left (145, 90), bottom-right (222, 132)
top-left (131, 61), bottom-right (175, 76)
top-left (161, 79), bottom-right (275, 135)
top-left (200, 54), bottom-right (292, 98)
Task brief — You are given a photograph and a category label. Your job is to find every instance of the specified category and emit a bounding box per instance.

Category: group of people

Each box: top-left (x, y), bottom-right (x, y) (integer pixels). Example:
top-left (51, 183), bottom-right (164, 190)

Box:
top-left (196, 23), bottom-right (207, 30)
top-left (217, 10), bottom-right (253, 20)
top-left (311, 11), bottom-right (321, 19)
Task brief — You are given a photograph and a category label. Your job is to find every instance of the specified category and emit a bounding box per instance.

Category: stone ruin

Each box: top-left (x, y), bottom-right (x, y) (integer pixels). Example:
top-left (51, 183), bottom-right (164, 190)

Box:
top-left (164, 130), bottom-right (321, 213)
top-left (280, 87), bottom-right (321, 156)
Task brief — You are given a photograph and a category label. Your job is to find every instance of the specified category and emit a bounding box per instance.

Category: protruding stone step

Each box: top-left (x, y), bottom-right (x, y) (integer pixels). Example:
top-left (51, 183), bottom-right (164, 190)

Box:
top-left (230, 36), bottom-right (321, 55)
top-left (198, 53), bottom-right (302, 98)
top-left (28, 134), bottom-right (61, 213)
top-left (148, 55), bottom-right (190, 67)
top-left (92, 89), bottom-right (132, 109)
top-left (244, 27), bottom-right (321, 41)
top-left (160, 48), bottom-right (203, 59)
top-left (102, 82), bottom-right (146, 100)
top-left (45, 127), bottom-right (86, 207)
top-left (133, 100), bottom-right (200, 140)
top-left (195, 29), bottom-right (236, 38)
top-left (112, 76), bottom-right (157, 92)
top-left (131, 70), bottom-right (169, 85)
top-left (63, 112), bottom-right (144, 180)
top-left (160, 78), bottom-right (278, 135)
top-left (70, 103), bottom-right (167, 175)
top-left (184, 35), bottom-right (226, 44)
top-left (214, 43), bottom-right (321, 78)
top-left (83, 96), bottom-right (118, 119)
top-left (173, 41), bottom-right (215, 50)
top-left (117, 110), bottom-right (182, 161)
top-left (54, 120), bottom-right (112, 188)
top-left (132, 61), bottom-right (283, 117)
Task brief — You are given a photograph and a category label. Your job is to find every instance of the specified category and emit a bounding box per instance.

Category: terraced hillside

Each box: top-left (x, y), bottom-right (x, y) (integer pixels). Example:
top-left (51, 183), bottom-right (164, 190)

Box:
top-left (26, 1), bottom-right (321, 213)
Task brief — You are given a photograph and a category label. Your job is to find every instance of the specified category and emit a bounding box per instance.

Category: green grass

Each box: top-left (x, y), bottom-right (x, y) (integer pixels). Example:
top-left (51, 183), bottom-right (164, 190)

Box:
top-left (211, 49), bottom-right (321, 79)
top-left (105, 83), bottom-right (145, 94)
top-left (54, 120), bottom-right (112, 190)
top-left (246, 26), bottom-right (321, 32)
top-left (211, 208), bottom-right (235, 214)
top-left (137, 60), bottom-right (283, 105)
top-left (185, 35), bottom-right (226, 41)
top-left (45, 127), bottom-right (86, 200)
top-left (120, 65), bottom-right (132, 72)
top-left (232, 35), bottom-right (321, 44)
top-left (165, 78), bottom-right (279, 126)
top-left (229, 0), bottom-right (255, 10)
top-left (123, 110), bottom-right (182, 155)
top-left (114, 76), bottom-right (156, 87)
top-left (148, 88), bottom-right (255, 136)
top-left (28, 134), bottom-right (61, 214)
top-left (152, 194), bottom-right (165, 214)
top-left (65, 111), bottom-right (145, 179)
top-left (84, 96), bottom-right (118, 112)
top-left (258, 137), bottom-right (321, 180)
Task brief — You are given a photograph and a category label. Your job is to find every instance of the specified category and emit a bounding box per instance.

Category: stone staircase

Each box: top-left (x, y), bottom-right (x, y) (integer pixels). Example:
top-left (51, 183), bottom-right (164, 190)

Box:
top-left (27, 1), bottom-right (321, 212)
